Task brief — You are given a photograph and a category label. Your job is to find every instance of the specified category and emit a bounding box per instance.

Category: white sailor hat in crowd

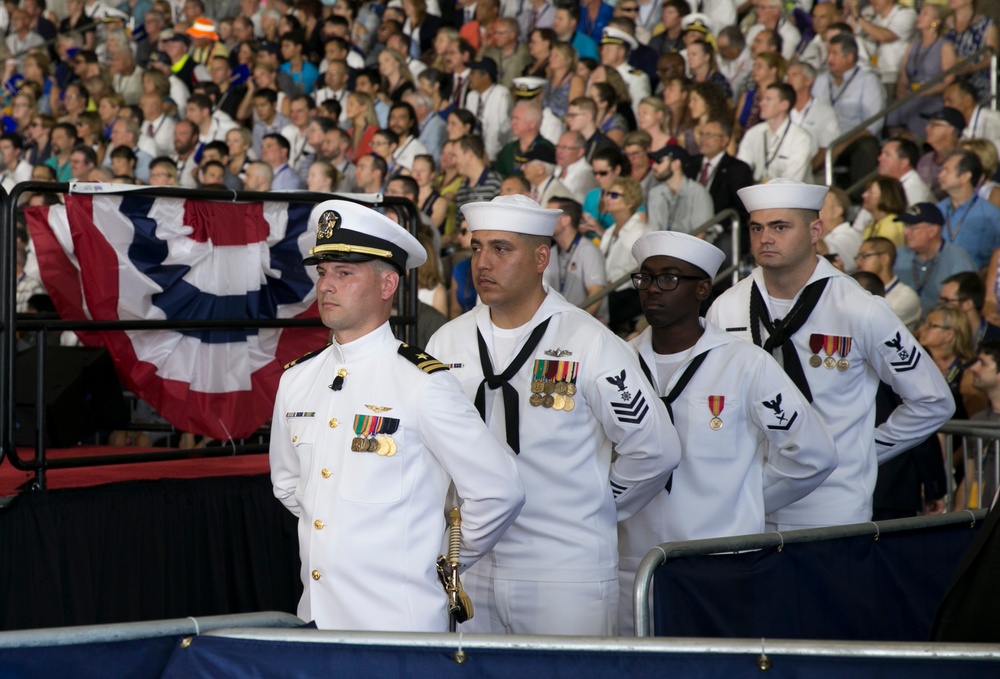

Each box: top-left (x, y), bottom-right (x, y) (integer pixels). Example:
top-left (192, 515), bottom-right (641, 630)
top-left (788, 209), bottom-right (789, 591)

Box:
top-left (681, 13), bottom-right (714, 36)
top-left (461, 195), bottom-right (562, 238)
top-left (631, 231), bottom-right (726, 279)
top-left (512, 76), bottom-right (547, 98)
top-left (600, 26), bottom-right (638, 51)
top-left (737, 179), bottom-right (828, 213)
top-left (304, 199), bottom-right (427, 271)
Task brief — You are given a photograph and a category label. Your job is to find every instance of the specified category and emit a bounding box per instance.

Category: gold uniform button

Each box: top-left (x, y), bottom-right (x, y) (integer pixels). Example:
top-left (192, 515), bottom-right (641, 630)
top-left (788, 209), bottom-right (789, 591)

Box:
top-left (314, 519), bottom-right (324, 530)
top-left (321, 468), bottom-right (331, 478)
top-left (311, 570), bottom-right (321, 580)
top-left (329, 418), bottom-right (339, 428)
top-left (291, 436), bottom-right (298, 442)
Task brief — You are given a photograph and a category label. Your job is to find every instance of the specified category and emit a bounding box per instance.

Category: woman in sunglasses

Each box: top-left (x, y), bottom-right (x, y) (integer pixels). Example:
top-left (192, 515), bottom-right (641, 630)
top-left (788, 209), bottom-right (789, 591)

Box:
top-left (599, 176), bottom-right (650, 335)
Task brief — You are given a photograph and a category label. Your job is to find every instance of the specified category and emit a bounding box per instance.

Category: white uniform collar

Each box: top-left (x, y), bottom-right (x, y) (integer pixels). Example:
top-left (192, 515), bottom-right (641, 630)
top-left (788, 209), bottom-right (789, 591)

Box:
top-left (472, 286), bottom-right (573, 357)
top-left (328, 321), bottom-right (395, 364)
top-left (634, 318), bottom-right (738, 388)
top-left (750, 255), bottom-right (844, 305)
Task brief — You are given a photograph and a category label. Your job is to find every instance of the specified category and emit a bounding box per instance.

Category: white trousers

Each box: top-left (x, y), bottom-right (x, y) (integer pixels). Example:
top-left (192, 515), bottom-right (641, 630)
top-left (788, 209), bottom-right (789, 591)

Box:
top-left (459, 565), bottom-right (619, 636)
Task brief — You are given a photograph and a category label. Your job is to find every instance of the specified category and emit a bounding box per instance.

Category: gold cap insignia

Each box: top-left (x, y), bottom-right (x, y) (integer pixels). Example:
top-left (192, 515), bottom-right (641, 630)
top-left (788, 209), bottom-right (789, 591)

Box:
top-left (317, 210), bottom-right (341, 240)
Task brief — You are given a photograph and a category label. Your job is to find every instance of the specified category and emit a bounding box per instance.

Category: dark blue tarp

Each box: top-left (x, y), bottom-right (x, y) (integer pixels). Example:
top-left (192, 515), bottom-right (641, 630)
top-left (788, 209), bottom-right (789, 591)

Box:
top-left (652, 520), bottom-right (981, 640)
top-left (158, 635), bottom-right (1000, 679)
top-left (0, 637), bottom-right (177, 679)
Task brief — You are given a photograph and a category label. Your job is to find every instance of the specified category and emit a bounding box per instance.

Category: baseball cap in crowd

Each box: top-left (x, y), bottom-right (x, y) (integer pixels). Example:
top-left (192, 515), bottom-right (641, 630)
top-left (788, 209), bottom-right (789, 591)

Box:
top-left (259, 40), bottom-right (282, 56)
top-left (648, 144), bottom-right (690, 164)
top-left (469, 57), bottom-right (498, 82)
top-left (921, 107), bottom-right (965, 133)
top-left (148, 51), bottom-right (171, 66)
top-left (895, 202), bottom-right (945, 227)
top-left (163, 31), bottom-right (191, 47)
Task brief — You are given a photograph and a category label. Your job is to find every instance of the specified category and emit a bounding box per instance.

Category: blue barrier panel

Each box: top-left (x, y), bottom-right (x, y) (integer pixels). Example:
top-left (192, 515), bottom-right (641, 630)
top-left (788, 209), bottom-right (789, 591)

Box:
top-left (0, 637), bottom-right (176, 679)
top-left (159, 634), bottom-right (1000, 679)
top-left (652, 519), bottom-right (980, 640)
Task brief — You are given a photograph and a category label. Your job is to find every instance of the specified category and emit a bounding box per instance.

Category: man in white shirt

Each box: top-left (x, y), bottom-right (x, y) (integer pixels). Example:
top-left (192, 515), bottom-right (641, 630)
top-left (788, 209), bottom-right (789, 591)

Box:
top-left (554, 130), bottom-right (598, 203)
top-left (5, 9), bottom-right (43, 71)
top-left (404, 91), bottom-right (448, 163)
top-left (0, 133), bottom-right (33, 192)
top-left (171, 119), bottom-right (200, 189)
top-left (786, 62), bottom-right (840, 178)
top-left (745, 0), bottom-right (800, 62)
top-left (944, 80), bottom-right (1000, 157)
top-left (280, 94), bottom-right (315, 177)
top-left (599, 26), bottom-right (650, 110)
top-left (313, 59), bottom-right (351, 130)
top-left (716, 26), bottom-right (752, 103)
top-left (187, 93), bottom-right (237, 147)
top-left (139, 92), bottom-right (177, 159)
top-left (387, 102), bottom-right (430, 173)
top-left (109, 46), bottom-right (145, 107)
top-left (854, 236), bottom-right (921, 330)
top-left (847, 0), bottom-right (916, 95)
top-left (797, 1), bottom-right (835, 72)
top-left (707, 179), bottom-right (955, 530)
top-left (464, 58), bottom-right (513, 163)
top-left (521, 143), bottom-right (575, 207)
top-left (737, 83), bottom-right (815, 183)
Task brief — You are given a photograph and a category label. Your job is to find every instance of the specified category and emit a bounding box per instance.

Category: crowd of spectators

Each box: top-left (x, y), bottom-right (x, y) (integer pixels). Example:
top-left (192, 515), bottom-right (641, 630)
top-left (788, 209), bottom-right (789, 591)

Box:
top-left (8, 0), bottom-right (1000, 408)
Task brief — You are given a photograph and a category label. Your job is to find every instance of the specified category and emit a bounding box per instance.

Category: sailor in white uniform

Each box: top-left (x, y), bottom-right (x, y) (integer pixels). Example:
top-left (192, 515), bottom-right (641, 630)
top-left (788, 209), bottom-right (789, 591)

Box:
top-left (270, 200), bottom-right (524, 632)
top-left (427, 195), bottom-right (680, 636)
top-left (618, 231), bottom-right (838, 635)
top-left (706, 180), bottom-right (955, 530)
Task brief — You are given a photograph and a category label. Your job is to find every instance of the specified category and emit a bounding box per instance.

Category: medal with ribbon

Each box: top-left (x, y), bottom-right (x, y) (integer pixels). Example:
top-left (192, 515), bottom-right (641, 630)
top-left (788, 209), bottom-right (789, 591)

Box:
top-left (808, 334), bottom-right (824, 368)
top-left (822, 335), bottom-right (841, 370)
top-left (708, 395), bottom-right (725, 430)
top-left (352, 414), bottom-right (400, 456)
top-left (838, 337), bottom-right (852, 371)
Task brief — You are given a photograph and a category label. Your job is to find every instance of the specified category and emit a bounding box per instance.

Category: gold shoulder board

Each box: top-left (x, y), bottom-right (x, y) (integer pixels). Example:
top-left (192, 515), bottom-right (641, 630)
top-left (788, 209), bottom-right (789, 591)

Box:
top-left (284, 344), bottom-right (330, 370)
top-left (398, 343), bottom-right (449, 374)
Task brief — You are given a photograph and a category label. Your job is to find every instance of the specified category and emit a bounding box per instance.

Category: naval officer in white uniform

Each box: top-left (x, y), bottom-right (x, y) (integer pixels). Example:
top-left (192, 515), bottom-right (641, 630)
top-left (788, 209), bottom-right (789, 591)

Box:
top-left (427, 195), bottom-right (681, 636)
top-left (270, 200), bottom-right (524, 631)
top-left (618, 231), bottom-right (838, 635)
top-left (706, 180), bottom-right (955, 530)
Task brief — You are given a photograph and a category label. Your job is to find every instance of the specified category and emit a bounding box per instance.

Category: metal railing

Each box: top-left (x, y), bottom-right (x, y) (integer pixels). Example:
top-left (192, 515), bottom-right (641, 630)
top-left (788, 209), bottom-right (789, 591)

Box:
top-left (633, 509), bottom-right (987, 637)
top-left (824, 45), bottom-right (998, 186)
top-left (0, 183), bottom-right (426, 490)
top-left (941, 420), bottom-right (1000, 512)
top-left (0, 612), bottom-right (304, 648)
top-left (578, 208), bottom-right (742, 311)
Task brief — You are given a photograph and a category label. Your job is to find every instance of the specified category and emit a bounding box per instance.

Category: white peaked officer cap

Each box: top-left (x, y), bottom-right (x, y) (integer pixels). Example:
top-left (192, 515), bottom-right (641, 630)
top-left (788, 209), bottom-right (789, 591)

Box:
top-left (737, 178), bottom-right (828, 213)
top-left (512, 76), bottom-right (548, 98)
top-left (461, 195), bottom-right (562, 238)
top-left (303, 199), bottom-right (427, 271)
top-left (601, 26), bottom-right (638, 51)
top-left (631, 231), bottom-right (726, 279)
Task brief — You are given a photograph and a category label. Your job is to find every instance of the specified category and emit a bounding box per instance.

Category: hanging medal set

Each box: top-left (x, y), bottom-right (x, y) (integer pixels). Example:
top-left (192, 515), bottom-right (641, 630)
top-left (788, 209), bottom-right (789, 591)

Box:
top-left (808, 334), bottom-right (852, 371)
top-left (351, 414), bottom-right (400, 456)
top-left (529, 360), bottom-right (579, 411)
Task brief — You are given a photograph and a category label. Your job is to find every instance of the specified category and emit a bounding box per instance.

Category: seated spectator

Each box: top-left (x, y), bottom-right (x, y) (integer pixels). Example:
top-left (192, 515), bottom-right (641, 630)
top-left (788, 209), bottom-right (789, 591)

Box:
top-left (854, 236), bottom-right (921, 330)
top-left (887, 3), bottom-right (955, 140)
top-left (280, 29), bottom-right (318, 94)
top-left (242, 161), bottom-right (273, 191)
top-left (737, 83), bottom-right (814, 183)
top-left (937, 149), bottom-right (1000, 270)
top-left (636, 95), bottom-right (674, 155)
top-left (785, 62), bottom-right (840, 178)
top-left (543, 196), bottom-right (607, 317)
top-left (918, 303), bottom-right (982, 420)
top-left (859, 175), bottom-right (908, 247)
top-left (411, 154), bottom-right (447, 234)
top-left (894, 202), bottom-right (977, 313)
top-left (960, 139), bottom-right (1000, 209)
top-left (646, 143), bottom-right (713, 235)
top-left (353, 152), bottom-right (388, 194)
top-left (686, 39), bottom-right (731, 99)
top-left (44, 122), bottom-right (77, 181)
top-left (261, 132), bottom-right (305, 190)
top-left (847, 0), bottom-right (916, 98)
top-left (109, 145), bottom-right (138, 182)
top-left (581, 146), bottom-right (629, 236)
top-left (346, 91), bottom-right (379, 162)
top-left (939, 271), bottom-right (1000, 353)
top-left (745, 0), bottom-right (800, 61)
top-left (147, 156), bottom-right (179, 186)
top-left (818, 186), bottom-right (863, 274)
top-left (521, 143), bottom-right (574, 207)
top-left (945, 80), bottom-right (1000, 158)
top-left (812, 34), bottom-right (885, 190)
top-left (454, 134), bottom-right (502, 208)
top-left (306, 160), bottom-right (340, 193)
top-left (0, 133), bottom-right (34, 192)
top-left (600, 175), bottom-right (649, 334)
top-left (622, 131), bottom-right (654, 202)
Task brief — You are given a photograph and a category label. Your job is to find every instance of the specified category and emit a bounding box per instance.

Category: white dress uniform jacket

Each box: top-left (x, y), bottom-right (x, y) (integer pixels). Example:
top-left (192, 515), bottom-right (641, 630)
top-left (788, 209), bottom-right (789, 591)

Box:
top-left (618, 321), bottom-right (837, 633)
top-left (270, 322), bottom-right (525, 631)
top-left (427, 290), bottom-right (680, 633)
top-left (706, 257), bottom-right (955, 527)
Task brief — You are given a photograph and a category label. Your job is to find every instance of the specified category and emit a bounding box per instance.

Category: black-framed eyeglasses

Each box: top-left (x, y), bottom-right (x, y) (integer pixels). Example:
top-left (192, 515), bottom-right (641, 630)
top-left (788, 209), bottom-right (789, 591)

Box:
top-left (631, 272), bottom-right (706, 291)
